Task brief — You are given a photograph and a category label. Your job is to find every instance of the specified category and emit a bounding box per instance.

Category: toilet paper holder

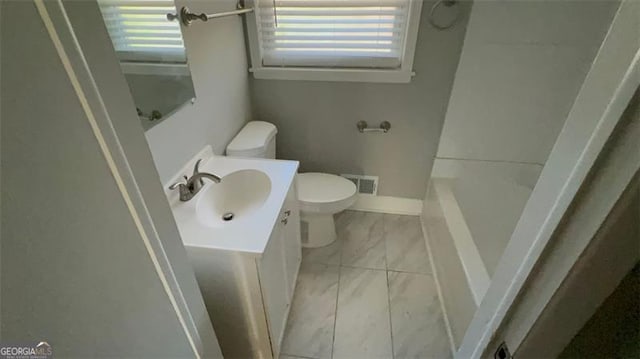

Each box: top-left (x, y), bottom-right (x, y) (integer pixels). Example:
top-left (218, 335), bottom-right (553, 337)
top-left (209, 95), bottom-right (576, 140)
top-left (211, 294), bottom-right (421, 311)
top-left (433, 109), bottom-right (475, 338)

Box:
top-left (357, 121), bottom-right (391, 133)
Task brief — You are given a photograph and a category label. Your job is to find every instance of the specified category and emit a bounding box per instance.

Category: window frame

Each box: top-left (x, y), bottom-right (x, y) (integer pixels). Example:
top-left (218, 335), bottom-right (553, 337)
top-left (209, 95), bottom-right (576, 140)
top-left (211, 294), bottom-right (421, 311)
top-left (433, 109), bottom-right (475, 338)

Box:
top-left (97, 0), bottom-right (187, 67)
top-left (245, 0), bottom-right (424, 83)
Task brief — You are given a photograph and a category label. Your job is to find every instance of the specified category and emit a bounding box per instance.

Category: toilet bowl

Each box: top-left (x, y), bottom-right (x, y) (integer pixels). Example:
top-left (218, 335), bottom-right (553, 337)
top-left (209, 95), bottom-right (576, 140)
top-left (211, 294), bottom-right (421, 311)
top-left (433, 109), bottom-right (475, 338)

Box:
top-left (297, 173), bottom-right (357, 248)
top-left (227, 121), bottom-right (357, 248)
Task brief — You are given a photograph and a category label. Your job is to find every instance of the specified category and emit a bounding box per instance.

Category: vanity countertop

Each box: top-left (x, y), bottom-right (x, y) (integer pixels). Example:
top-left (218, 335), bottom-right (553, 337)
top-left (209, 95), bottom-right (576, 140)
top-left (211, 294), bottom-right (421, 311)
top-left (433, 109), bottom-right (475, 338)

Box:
top-left (165, 146), bottom-right (298, 256)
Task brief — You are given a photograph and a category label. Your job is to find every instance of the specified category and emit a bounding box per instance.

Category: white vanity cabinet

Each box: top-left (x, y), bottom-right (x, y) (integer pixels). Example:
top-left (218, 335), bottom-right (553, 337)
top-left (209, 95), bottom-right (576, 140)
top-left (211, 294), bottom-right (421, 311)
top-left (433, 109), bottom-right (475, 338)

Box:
top-left (258, 185), bottom-right (302, 355)
top-left (186, 183), bottom-right (301, 359)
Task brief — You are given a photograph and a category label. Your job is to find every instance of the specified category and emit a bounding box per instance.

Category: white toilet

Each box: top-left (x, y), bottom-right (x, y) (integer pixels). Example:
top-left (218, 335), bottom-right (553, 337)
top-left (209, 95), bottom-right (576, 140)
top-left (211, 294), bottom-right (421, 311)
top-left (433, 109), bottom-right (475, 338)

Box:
top-left (227, 121), bottom-right (357, 248)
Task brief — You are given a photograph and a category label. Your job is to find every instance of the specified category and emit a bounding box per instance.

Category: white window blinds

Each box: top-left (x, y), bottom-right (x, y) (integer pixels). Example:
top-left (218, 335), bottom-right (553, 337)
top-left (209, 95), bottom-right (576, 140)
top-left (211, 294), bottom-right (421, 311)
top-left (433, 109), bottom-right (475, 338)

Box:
top-left (98, 0), bottom-right (186, 63)
top-left (256, 0), bottom-right (412, 68)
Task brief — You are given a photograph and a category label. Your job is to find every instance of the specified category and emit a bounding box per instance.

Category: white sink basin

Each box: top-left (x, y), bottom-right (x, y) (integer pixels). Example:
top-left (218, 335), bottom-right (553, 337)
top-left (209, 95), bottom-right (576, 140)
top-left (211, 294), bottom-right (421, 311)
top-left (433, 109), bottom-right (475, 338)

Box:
top-left (166, 149), bottom-right (298, 254)
top-left (195, 169), bottom-right (271, 228)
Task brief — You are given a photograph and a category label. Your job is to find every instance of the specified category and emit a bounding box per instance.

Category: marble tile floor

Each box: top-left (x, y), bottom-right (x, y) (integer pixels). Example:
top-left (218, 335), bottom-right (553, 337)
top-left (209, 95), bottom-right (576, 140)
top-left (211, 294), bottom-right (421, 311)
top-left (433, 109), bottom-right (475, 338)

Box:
top-left (280, 211), bottom-right (452, 359)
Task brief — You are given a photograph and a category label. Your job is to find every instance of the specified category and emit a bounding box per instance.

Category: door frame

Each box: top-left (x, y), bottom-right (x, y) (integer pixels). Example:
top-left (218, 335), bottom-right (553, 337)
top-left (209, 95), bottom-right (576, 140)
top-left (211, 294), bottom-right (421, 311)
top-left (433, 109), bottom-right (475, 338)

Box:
top-left (505, 170), bottom-right (639, 358)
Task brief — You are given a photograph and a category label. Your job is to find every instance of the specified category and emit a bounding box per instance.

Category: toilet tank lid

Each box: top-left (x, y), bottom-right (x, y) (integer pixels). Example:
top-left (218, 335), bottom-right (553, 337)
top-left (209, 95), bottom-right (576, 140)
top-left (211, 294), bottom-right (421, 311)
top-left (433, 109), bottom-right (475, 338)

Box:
top-left (227, 121), bottom-right (277, 153)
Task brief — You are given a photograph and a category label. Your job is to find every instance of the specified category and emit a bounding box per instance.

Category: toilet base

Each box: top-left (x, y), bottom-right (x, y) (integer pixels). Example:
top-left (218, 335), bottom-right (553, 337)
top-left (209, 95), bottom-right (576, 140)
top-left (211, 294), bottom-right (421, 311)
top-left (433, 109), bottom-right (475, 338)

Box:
top-left (300, 212), bottom-right (337, 248)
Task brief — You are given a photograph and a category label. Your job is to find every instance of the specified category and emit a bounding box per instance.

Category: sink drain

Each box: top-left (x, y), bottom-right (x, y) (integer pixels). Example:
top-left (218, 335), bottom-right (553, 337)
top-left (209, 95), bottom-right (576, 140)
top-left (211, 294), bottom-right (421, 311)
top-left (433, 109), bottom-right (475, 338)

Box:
top-left (222, 212), bottom-right (234, 221)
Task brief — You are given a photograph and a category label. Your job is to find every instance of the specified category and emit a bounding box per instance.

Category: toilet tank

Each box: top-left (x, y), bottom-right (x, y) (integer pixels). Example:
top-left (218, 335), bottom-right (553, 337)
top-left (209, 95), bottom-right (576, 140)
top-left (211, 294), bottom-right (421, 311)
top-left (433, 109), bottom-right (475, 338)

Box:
top-left (226, 121), bottom-right (277, 159)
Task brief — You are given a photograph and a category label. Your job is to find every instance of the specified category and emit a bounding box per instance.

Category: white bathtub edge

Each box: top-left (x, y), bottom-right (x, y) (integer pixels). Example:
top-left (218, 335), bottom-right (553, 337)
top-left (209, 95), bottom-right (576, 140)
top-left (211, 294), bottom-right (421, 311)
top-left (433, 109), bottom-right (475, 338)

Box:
top-left (420, 216), bottom-right (457, 357)
top-left (433, 180), bottom-right (491, 306)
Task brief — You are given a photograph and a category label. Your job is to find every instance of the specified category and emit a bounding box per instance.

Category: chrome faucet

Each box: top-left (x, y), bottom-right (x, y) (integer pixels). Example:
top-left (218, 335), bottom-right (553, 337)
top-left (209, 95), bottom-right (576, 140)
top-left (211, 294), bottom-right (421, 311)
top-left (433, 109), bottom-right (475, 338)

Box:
top-left (169, 159), bottom-right (222, 202)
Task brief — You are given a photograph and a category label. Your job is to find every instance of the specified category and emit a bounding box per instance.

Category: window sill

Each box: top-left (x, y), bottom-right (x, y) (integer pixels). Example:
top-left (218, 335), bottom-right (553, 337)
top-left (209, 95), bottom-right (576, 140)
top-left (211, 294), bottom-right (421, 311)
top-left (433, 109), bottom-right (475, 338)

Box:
top-left (249, 67), bottom-right (415, 83)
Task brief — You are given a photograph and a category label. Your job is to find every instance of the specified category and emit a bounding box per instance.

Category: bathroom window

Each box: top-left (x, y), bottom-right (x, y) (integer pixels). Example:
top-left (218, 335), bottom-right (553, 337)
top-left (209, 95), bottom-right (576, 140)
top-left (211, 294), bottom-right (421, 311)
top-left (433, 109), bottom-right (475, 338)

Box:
top-left (98, 0), bottom-right (186, 63)
top-left (246, 0), bottom-right (423, 83)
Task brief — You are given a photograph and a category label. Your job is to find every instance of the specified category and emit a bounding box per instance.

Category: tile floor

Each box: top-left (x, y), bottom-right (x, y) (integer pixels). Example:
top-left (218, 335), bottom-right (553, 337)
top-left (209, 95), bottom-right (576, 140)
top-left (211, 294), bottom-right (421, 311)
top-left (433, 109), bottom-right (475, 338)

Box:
top-left (280, 211), bottom-right (452, 359)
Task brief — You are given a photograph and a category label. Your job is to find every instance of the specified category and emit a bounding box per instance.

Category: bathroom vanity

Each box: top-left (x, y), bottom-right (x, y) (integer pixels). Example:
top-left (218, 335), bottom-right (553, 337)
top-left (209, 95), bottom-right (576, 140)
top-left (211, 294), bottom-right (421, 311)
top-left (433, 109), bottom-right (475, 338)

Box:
top-left (166, 147), bottom-right (301, 359)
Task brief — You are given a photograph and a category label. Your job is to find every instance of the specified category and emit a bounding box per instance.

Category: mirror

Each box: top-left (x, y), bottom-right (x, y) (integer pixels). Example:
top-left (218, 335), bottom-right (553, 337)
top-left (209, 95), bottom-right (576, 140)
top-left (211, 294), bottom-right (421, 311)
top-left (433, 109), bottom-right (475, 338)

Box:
top-left (97, 0), bottom-right (196, 130)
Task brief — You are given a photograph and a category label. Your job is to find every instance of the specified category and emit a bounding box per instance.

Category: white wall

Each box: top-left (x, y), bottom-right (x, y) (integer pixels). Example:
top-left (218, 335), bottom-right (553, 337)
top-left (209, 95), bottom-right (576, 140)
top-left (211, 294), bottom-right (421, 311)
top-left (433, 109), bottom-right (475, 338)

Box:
top-left (250, 1), bottom-right (472, 199)
top-left (455, 0), bottom-right (639, 354)
top-left (422, 1), bottom-right (622, 349)
top-left (426, 0), bottom-right (620, 273)
top-left (63, 1), bottom-right (223, 356)
top-left (1, 2), bottom-right (221, 356)
top-left (145, 0), bottom-right (252, 183)
top-left (436, 0), bottom-right (620, 165)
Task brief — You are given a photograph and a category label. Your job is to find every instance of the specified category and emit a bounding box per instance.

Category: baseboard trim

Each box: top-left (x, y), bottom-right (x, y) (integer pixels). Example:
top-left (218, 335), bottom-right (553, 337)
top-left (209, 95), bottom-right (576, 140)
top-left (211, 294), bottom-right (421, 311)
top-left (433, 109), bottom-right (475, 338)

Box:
top-left (349, 194), bottom-right (423, 215)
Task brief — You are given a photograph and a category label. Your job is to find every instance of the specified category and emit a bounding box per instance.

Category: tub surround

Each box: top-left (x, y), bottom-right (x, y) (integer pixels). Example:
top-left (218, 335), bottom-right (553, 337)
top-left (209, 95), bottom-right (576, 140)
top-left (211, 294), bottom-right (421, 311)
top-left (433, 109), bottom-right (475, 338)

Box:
top-left (423, 181), bottom-right (478, 349)
top-left (452, 173), bottom-right (533, 276)
top-left (421, 0), bottom-right (622, 350)
top-left (436, 0), bottom-right (620, 165)
top-left (422, 175), bottom-right (540, 348)
top-left (430, 179), bottom-right (490, 306)
top-left (426, 0), bottom-right (621, 278)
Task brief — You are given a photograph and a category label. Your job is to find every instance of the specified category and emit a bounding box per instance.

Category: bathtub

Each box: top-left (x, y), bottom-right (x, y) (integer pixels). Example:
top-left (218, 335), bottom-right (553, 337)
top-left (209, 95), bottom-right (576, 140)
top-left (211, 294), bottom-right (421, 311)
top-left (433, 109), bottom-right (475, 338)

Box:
top-left (423, 174), bottom-right (533, 349)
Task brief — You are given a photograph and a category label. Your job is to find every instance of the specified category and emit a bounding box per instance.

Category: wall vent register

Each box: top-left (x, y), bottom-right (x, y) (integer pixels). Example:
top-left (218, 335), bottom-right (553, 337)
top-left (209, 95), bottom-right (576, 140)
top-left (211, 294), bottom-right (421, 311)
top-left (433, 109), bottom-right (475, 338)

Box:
top-left (341, 174), bottom-right (379, 195)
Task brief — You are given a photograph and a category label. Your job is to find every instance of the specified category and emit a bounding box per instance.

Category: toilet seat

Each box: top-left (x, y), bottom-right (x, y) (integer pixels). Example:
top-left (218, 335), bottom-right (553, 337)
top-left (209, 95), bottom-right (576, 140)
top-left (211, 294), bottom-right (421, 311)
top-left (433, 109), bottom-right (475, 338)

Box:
top-left (297, 173), bottom-right (357, 214)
